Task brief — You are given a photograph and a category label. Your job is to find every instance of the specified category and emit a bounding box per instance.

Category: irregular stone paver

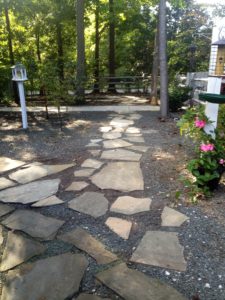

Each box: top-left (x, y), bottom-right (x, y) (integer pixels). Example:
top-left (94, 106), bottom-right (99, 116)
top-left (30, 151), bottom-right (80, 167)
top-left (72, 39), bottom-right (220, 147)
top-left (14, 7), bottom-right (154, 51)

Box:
top-left (125, 133), bottom-right (142, 137)
top-left (0, 231), bottom-right (45, 271)
top-left (1, 253), bottom-right (88, 300)
top-left (0, 178), bottom-right (16, 190)
top-left (112, 127), bottom-right (125, 133)
top-left (77, 294), bottom-right (110, 300)
top-left (101, 149), bottom-right (142, 162)
top-left (74, 168), bottom-right (95, 177)
top-left (58, 227), bottom-right (117, 264)
top-left (126, 127), bottom-right (141, 134)
top-left (0, 225), bottom-right (3, 246)
top-left (81, 159), bottom-right (104, 169)
top-left (31, 195), bottom-right (64, 207)
top-left (99, 126), bottom-right (112, 133)
top-left (88, 150), bottom-right (101, 157)
top-left (90, 139), bottom-right (102, 143)
top-left (9, 163), bottom-right (74, 184)
top-left (66, 181), bottom-right (89, 192)
top-left (103, 139), bottom-right (132, 149)
top-left (125, 136), bottom-right (145, 143)
top-left (0, 203), bottom-right (15, 217)
top-left (128, 113), bottom-right (142, 120)
top-left (2, 210), bottom-right (64, 240)
top-left (102, 132), bottom-right (122, 140)
top-left (110, 118), bottom-right (134, 128)
top-left (69, 192), bottom-right (109, 218)
top-left (91, 162), bottom-right (144, 192)
top-left (85, 143), bottom-right (100, 148)
top-left (0, 179), bottom-right (60, 204)
top-left (105, 217), bottom-right (132, 239)
top-left (161, 207), bottom-right (189, 227)
top-left (96, 263), bottom-right (187, 300)
top-left (110, 196), bottom-right (152, 215)
top-left (0, 157), bottom-right (25, 173)
top-left (128, 145), bottom-right (149, 153)
top-left (130, 231), bottom-right (187, 271)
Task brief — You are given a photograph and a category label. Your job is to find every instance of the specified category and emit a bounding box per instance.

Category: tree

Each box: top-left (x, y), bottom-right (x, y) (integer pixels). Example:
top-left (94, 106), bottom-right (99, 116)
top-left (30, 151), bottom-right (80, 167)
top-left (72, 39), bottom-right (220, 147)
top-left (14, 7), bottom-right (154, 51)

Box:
top-left (108, 0), bottom-right (116, 92)
top-left (76, 0), bottom-right (86, 102)
top-left (159, 0), bottom-right (168, 118)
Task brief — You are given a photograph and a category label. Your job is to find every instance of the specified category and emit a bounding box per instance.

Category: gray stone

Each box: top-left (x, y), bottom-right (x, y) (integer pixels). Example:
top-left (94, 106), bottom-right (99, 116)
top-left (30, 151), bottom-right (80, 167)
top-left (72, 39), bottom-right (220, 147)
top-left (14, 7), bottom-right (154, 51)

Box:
top-left (66, 181), bottom-right (89, 192)
top-left (31, 195), bottom-right (64, 207)
top-left (125, 127), bottom-right (141, 134)
top-left (2, 210), bottom-right (64, 240)
top-left (0, 157), bottom-right (25, 173)
top-left (130, 231), bottom-right (187, 271)
top-left (68, 192), bottom-right (108, 218)
top-left (99, 126), bottom-right (112, 133)
top-left (9, 163), bottom-right (74, 184)
top-left (110, 118), bottom-right (134, 128)
top-left (0, 178), bottom-right (16, 190)
top-left (81, 159), bottom-right (104, 169)
top-left (0, 231), bottom-right (45, 271)
top-left (111, 127), bottom-right (125, 133)
top-left (128, 145), bottom-right (149, 153)
top-left (76, 294), bottom-right (110, 300)
top-left (85, 143), bottom-right (100, 148)
top-left (0, 225), bottom-right (3, 246)
top-left (0, 203), bottom-right (15, 217)
top-left (110, 196), bottom-right (152, 215)
top-left (125, 136), bottom-right (145, 143)
top-left (101, 149), bottom-right (142, 161)
top-left (103, 139), bottom-right (132, 149)
top-left (161, 207), bottom-right (189, 227)
top-left (91, 162), bottom-right (144, 192)
top-left (0, 179), bottom-right (60, 204)
top-left (102, 132), bottom-right (122, 140)
top-left (90, 139), bottom-right (102, 143)
top-left (96, 263), bottom-right (187, 300)
top-left (128, 113), bottom-right (142, 120)
top-left (105, 217), bottom-right (132, 239)
top-left (74, 168), bottom-right (95, 177)
top-left (1, 253), bottom-right (88, 300)
top-left (88, 150), bottom-right (101, 157)
top-left (58, 227), bottom-right (117, 264)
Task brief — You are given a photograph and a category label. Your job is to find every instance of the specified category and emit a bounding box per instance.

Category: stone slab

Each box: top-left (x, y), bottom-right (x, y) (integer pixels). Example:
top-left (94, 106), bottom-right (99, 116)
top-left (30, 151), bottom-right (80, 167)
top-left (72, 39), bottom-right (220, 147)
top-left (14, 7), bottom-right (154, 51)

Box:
top-left (68, 192), bottom-right (108, 218)
top-left (112, 127), bottom-right (125, 133)
top-left (110, 196), bottom-right (152, 215)
top-left (161, 207), bottom-right (189, 227)
top-left (1, 253), bottom-right (88, 300)
top-left (128, 145), bottom-right (149, 153)
top-left (0, 179), bottom-right (60, 204)
top-left (58, 227), bottom-right (117, 264)
top-left (101, 149), bottom-right (142, 162)
top-left (90, 139), bottom-right (102, 143)
top-left (0, 203), bottom-right (15, 217)
top-left (102, 132), bottom-right (122, 140)
top-left (76, 294), bottom-right (110, 300)
top-left (2, 210), bottom-right (64, 240)
top-left (126, 127), bottom-right (141, 134)
top-left (74, 169), bottom-right (95, 177)
top-left (9, 163), bottom-right (74, 184)
top-left (0, 231), bottom-right (45, 271)
top-left (125, 136), bottom-right (145, 143)
top-left (31, 195), bottom-right (64, 207)
top-left (88, 150), bottom-right (101, 157)
top-left (96, 263), bottom-right (187, 300)
top-left (66, 181), bottom-right (89, 192)
top-left (0, 178), bottom-right (16, 190)
top-left (81, 159), bottom-right (104, 169)
top-left (91, 162), bottom-right (144, 192)
top-left (0, 225), bottom-right (3, 246)
top-left (130, 231), bottom-right (187, 271)
top-left (128, 113), bottom-right (142, 120)
top-left (110, 118), bottom-right (134, 128)
top-left (105, 217), bottom-right (132, 239)
top-left (0, 157), bottom-right (25, 173)
top-left (99, 126), bottom-right (112, 133)
top-left (85, 143), bottom-right (100, 148)
top-left (103, 139), bottom-right (132, 149)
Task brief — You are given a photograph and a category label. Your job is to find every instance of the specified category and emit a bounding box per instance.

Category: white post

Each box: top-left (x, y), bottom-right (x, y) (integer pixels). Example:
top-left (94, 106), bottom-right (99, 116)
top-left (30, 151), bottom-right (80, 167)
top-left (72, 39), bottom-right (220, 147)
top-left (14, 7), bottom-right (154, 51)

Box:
top-left (17, 81), bottom-right (28, 129)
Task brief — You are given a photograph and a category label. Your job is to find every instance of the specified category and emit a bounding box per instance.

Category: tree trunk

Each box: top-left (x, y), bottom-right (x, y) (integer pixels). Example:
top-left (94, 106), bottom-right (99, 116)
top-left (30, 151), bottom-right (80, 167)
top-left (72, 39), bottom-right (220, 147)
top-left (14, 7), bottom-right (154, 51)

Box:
top-left (56, 22), bottom-right (64, 82)
top-left (159, 0), bottom-right (168, 118)
top-left (108, 0), bottom-right (116, 93)
top-left (93, 0), bottom-right (100, 93)
top-left (35, 27), bottom-right (41, 63)
top-left (4, 0), bottom-right (19, 104)
top-left (150, 23), bottom-right (159, 105)
top-left (76, 0), bottom-right (86, 103)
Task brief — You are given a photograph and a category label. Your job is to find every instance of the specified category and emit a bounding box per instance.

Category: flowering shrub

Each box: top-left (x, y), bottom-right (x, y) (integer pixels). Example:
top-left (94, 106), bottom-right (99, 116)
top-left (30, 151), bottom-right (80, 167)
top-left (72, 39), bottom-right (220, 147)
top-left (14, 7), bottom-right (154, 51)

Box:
top-left (178, 104), bottom-right (225, 201)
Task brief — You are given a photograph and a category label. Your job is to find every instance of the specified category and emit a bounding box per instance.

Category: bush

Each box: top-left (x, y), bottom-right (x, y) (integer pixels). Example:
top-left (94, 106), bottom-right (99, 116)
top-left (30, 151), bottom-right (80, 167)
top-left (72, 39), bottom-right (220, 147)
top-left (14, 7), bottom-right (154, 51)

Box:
top-left (168, 83), bottom-right (191, 112)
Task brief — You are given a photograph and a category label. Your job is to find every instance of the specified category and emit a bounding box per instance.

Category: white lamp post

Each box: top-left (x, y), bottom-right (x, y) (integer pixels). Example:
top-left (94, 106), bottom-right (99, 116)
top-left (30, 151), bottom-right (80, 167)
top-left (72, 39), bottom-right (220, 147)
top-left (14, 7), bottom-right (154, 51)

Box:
top-left (11, 63), bottom-right (28, 129)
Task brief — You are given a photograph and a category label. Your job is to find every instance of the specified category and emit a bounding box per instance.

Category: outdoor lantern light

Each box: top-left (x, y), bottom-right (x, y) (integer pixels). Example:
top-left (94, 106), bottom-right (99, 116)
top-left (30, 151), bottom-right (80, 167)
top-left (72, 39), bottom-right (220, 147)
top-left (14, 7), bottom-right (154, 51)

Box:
top-left (11, 63), bottom-right (28, 129)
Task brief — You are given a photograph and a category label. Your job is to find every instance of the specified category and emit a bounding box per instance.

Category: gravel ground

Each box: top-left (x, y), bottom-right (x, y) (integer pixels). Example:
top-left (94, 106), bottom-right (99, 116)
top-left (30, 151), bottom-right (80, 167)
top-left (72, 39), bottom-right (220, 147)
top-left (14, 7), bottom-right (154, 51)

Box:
top-left (0, 110), bottom-right (225, 300)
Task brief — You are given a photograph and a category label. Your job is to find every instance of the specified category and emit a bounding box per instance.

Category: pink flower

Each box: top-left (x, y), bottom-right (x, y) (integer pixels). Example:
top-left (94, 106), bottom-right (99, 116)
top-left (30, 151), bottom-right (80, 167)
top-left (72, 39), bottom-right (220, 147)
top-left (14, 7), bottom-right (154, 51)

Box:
top-left (219, 159), bottom-right (225, 165)
top-left (200, 143), bottom-right (215, 152)
top-left (195, 119), bottom-right (206, 128)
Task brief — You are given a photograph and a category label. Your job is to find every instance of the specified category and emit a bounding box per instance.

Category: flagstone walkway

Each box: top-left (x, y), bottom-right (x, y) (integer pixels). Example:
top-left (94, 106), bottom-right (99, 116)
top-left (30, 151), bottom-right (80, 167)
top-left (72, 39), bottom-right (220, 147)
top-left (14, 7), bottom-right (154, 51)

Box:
top-left (0, 112), bottom-right (224, 299)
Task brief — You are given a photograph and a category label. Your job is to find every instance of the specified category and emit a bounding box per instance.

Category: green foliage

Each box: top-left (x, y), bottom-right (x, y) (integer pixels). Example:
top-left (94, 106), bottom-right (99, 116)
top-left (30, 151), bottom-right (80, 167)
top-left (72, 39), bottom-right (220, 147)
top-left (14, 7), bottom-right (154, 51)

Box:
top-left (168, 81), bottom-right (190, 112)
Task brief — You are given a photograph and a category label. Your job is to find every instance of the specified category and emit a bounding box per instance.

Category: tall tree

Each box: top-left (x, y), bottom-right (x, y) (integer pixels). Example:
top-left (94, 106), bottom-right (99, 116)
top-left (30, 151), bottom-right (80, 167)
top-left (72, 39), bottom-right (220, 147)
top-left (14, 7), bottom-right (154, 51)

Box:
top-left (94, 0), bottom-right (100, 93)
top-left (76, 0), bottom-right (86, 102)
top-left (159, 0), bottom-right (168, 118)
top-left (108, 0), bottom-right (116, 92)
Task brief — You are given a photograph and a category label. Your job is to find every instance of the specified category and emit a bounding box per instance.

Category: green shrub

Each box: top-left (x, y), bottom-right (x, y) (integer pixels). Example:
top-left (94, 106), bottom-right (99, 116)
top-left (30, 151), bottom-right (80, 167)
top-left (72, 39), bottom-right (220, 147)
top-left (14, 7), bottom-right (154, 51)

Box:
top-left (169, 83), bottom-right (191, 112)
